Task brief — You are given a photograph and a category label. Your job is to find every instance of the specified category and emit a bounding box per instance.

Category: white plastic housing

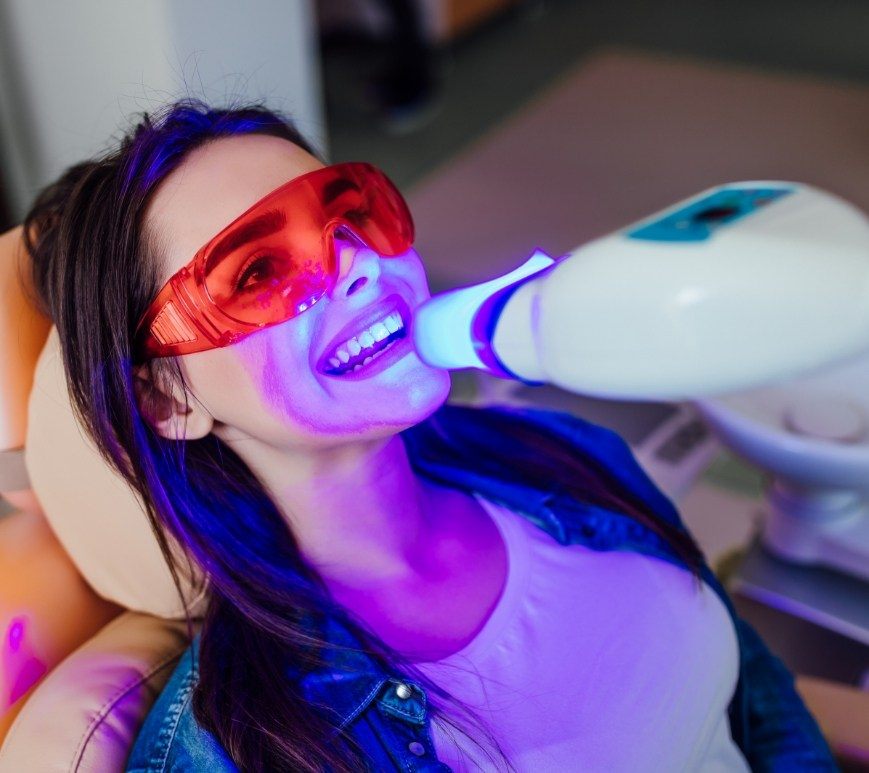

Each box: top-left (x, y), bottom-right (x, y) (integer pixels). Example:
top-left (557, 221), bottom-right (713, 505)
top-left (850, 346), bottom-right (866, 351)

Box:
top-left (490, 181), bottom-right (869, 400)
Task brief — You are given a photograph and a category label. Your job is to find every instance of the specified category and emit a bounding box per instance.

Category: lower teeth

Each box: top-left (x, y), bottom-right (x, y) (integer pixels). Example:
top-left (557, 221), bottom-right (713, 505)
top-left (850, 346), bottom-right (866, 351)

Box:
top-left (346, 339), bottom-right (395, 374)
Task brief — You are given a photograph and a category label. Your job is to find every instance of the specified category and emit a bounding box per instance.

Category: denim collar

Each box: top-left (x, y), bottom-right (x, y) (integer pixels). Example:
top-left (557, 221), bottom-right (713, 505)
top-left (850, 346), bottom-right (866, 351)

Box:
top-left (290, 607), bottom-right (380, 724)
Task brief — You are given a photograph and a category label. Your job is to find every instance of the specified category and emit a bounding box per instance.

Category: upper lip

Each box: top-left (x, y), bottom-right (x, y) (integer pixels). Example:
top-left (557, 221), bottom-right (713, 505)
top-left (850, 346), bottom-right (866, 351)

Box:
top-left (315, 293), bottom-right (410, 373)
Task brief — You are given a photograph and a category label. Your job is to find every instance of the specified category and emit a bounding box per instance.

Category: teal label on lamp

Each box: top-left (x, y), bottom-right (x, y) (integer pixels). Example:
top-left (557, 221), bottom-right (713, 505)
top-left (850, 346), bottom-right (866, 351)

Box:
top-left (627, 186), bottom-right (794, 242)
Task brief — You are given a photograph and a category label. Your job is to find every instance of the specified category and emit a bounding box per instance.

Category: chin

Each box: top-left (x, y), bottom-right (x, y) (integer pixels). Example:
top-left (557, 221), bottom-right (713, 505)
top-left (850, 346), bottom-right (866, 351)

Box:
top-left (376, 368), bottom-right (451, 429)
top-left (411, 369), bottom-right (452, 412)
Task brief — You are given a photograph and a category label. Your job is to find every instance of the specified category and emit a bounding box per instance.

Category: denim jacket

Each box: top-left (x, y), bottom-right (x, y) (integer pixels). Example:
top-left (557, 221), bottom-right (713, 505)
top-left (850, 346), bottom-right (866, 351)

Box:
top-left (127, 404), bottom-right (836, 772)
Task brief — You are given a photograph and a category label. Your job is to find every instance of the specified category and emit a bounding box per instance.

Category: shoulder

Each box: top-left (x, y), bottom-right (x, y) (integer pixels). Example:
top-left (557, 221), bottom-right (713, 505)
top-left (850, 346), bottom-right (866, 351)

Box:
top-left (126, 640), bottom-right (238, 772)
top-left (427, 402), bottom-right (642, 466)
top-left (515, 405), bottom-right (688, 525)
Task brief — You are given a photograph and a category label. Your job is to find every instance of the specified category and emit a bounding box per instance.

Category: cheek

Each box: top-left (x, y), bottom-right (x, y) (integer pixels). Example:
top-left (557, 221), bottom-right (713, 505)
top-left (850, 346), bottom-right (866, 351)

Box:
top-left (180, 343), bottom-right (279, 427)
top-left (182, 349), bottom-right (262, 415)
top-left (397, 250), bottom-right (431, 296)
top-left (182, 325), bottom-right (324, 435)
top-left (257, 330), bottom-right (320, 415)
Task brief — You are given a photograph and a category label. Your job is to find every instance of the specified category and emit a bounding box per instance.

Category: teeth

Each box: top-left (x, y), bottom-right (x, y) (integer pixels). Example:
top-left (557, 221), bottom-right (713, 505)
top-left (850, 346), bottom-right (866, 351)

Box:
top-left (371, 322), bottom-right (389, 342)
top-left (384, 313), bottom-right (400, 334)
top-left (325, 310), bottom-right (407, 371)
top-left (329, 337), bottom-right (400, 376)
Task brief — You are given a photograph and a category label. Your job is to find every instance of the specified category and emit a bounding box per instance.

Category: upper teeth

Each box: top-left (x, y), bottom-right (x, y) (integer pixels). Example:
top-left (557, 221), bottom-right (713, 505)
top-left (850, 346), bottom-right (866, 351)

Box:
top-left (327, 311), bottom-right (405, 369)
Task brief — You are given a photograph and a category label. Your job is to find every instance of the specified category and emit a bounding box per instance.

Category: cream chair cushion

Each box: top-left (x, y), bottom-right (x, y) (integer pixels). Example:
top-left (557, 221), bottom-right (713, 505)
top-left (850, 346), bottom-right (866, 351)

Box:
top-left (0, 226), bottom-right (50, 455)
top-left (25, 329), bottom-right (205, 618)
top-left (0, 612), bottom-right (190, 772)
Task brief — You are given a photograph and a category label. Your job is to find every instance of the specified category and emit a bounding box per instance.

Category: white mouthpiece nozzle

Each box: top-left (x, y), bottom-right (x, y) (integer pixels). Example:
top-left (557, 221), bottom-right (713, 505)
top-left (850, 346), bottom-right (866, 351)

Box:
top-left (412, 250), bottom-right (556, 373)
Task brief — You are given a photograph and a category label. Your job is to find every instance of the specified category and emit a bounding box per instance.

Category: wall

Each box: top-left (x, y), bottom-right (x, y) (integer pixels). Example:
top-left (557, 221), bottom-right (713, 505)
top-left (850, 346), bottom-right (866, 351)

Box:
top-left (0, 0), bottom-right (325, 220)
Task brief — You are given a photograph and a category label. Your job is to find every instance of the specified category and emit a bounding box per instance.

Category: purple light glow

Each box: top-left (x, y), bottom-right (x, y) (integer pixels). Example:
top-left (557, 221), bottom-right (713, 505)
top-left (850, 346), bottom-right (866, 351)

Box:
top-left (3, 616), bottom-right (47, 708)
top-left (6, 618), bottom-right (24, 653)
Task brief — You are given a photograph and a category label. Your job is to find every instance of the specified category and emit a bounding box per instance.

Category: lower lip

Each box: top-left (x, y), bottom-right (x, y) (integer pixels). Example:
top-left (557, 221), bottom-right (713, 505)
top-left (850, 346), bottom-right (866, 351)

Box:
top-left (322, 331), bottom-right (414, 381)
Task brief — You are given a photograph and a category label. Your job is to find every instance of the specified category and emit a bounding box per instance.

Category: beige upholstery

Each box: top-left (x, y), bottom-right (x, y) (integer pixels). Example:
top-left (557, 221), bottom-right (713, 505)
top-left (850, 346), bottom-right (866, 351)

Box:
top-left (0, 224), bottom-right (202, 769)
top-left (0, 226), bottom-right (50, 489)
top-left (0, 612), bottom-right (191, 772)
top-left (0, 507), bottom-right (121, 744)
top-left (26, 330), bottom-right (205, 619)
top-left (0, 225), bottom-right (195, 620)
top-left (0, 325), bottom-right (202, 770)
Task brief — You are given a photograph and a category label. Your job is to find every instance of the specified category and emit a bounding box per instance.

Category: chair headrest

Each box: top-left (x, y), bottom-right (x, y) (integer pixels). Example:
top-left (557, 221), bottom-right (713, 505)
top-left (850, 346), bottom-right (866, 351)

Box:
top-left (0, 225), bottom-right (203, 618)
top-left (0, 227), bottom-right (50, 488)
top-left (26, 330), bottom-right (205, 618)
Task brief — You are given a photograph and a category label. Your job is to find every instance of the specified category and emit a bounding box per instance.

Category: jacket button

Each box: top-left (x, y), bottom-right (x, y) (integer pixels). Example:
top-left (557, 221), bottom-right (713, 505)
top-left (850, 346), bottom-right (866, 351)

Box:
top-left (395, 682), bottom-right (413, 700)
top-left (408, 741), bottom-right (426, 756)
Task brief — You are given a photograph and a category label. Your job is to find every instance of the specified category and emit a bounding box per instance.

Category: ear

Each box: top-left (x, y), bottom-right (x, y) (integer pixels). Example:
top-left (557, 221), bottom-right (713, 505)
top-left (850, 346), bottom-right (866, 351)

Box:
top-left (133, 365), bottom-right (214, 441)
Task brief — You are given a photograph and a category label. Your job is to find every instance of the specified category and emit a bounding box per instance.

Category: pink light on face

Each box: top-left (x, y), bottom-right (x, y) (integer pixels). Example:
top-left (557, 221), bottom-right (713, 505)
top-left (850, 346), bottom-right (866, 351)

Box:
top-left (3, 616), bottom-right (47, 708)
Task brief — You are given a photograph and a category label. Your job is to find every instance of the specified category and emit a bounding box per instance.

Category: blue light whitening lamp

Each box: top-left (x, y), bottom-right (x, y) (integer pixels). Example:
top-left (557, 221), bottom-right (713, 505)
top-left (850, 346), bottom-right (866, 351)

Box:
top-left (413, 181), bottom-right (869, 401)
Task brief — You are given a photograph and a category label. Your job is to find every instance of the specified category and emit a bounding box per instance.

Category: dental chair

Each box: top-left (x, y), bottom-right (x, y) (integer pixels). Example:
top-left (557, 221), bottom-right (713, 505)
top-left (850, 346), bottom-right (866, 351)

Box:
top-left (0, 226), bottom-right (201, 771)
top-left (0, 226), bottom-right (865, 771)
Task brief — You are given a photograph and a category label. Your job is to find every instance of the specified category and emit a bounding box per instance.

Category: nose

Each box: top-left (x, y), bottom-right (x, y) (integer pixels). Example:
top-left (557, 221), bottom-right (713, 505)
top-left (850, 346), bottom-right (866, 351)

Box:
top-left (329, 233), bottom-right (382, 299)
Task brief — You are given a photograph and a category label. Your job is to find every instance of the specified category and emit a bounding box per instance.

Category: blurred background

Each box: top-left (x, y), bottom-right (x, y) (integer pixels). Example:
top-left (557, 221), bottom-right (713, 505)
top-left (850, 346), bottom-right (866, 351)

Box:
top-left (0, 0), bottom-right (867, 762)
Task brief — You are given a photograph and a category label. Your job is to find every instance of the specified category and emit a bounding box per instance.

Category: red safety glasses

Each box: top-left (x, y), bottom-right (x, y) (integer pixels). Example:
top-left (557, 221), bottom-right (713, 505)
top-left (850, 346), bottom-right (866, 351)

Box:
top-left (134, 162), bottom-right (414, 360)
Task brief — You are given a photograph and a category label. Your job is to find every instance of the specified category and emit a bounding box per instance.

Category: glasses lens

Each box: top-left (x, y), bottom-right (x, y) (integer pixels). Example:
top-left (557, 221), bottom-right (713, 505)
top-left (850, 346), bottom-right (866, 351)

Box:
top-left (334, 165), bottom-right (414, 255)
top-left (201, 164), bottom-right (413, 327)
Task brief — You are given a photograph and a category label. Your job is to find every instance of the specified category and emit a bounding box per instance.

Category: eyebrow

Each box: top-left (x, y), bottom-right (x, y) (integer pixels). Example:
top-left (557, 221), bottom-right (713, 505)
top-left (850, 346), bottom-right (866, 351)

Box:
top-left (322, 178), bottom-right (362, 205)
top-left (206, 208), bottom-right (287, 267)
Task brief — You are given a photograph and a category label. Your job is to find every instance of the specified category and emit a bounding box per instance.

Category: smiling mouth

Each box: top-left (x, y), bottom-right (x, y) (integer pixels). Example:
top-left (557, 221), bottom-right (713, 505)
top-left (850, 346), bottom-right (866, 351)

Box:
top-left (318, 302), bottom-right (410, 377)
top-left (325, 323), bottom-right (406, 376)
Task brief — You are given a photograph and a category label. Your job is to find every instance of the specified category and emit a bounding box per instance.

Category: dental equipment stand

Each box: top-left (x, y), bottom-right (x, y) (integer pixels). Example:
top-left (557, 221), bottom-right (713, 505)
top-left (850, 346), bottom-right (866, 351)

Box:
top-left (696, 357), bottom-right (869, 659)
top-left (697, 353), bottom-right (869, 585)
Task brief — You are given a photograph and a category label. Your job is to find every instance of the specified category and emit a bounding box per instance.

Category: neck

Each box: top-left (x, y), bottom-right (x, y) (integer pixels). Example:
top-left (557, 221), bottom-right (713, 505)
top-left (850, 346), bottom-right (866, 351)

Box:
top-left (228, 432), bottom-right (442, 588)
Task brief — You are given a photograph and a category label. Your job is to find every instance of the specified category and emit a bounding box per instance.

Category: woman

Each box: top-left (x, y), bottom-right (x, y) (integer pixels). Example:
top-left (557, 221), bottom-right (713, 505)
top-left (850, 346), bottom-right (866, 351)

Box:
top-left (24, 101), bottom-right (834, 772)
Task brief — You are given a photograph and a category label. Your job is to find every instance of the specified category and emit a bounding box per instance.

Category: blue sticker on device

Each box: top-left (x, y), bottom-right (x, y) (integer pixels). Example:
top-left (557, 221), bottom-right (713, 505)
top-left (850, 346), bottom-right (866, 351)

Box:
top-left (627, 186), bottom-right (794, 242)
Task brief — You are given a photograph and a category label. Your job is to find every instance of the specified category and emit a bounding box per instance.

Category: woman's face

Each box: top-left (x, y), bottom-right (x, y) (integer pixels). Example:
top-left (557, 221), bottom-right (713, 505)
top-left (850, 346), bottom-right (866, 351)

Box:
top-left (143, 134), bottom-right (451, 450)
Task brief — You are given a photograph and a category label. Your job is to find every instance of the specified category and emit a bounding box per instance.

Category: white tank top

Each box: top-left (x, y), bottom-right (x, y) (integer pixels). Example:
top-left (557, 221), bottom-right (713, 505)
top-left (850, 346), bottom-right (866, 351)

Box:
top-left (414, 494), bottom-right (750, 772)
